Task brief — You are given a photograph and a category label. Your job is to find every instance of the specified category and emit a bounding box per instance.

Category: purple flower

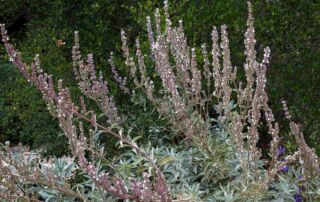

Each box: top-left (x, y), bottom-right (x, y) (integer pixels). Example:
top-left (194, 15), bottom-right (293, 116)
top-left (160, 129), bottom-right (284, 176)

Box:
top-left (294, 193), bottom-right (302, 202)
top-left (277, 145), bottom-right (286, 156)
top-left (294, 188), bottom-right (302, 202)
top-left (280, 165), bottom-right (289, 172)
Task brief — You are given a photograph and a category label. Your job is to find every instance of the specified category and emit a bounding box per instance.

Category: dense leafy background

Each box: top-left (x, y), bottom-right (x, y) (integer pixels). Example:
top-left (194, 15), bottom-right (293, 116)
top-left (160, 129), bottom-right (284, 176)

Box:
top-left (0, 0), bottom-right (319, 155)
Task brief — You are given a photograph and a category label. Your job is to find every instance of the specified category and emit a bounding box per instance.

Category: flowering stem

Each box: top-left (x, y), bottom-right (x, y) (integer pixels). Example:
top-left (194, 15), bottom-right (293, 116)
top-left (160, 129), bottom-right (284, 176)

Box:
top-left (72, 110), bottom-right (157, 169)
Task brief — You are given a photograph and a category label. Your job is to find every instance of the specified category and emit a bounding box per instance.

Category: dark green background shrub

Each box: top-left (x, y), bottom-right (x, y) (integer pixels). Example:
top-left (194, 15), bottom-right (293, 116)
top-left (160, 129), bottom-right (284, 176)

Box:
top-left (1, 0), bottom-right (319, 155)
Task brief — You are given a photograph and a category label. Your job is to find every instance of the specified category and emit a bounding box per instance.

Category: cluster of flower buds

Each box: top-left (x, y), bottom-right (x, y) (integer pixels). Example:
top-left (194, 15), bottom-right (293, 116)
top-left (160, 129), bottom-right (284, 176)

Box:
top-left (72, 31), bottom-right (121, 125)
top-left (108, 52), bottom-right (129, 94)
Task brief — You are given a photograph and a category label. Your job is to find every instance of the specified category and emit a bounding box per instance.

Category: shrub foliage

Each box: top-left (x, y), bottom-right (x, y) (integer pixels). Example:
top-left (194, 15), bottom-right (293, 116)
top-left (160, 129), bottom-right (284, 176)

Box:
top-left (0, 1), bottom-right (319, 201)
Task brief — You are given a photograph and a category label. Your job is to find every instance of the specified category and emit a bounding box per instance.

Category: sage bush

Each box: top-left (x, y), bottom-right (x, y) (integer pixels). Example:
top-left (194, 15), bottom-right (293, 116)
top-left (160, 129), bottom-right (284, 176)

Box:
top-left (0, 1), bottom-right (319, 201)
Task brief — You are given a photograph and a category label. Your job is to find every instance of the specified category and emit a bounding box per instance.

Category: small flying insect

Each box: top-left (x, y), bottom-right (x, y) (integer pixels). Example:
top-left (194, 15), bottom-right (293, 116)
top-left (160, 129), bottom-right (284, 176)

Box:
top-left (56, 39), bottom-right (65, 47)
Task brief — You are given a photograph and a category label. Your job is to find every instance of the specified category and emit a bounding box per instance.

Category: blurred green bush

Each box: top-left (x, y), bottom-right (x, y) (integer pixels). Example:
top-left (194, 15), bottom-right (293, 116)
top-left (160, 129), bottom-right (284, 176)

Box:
top-left (1, 0), bottom-right (319, 155)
